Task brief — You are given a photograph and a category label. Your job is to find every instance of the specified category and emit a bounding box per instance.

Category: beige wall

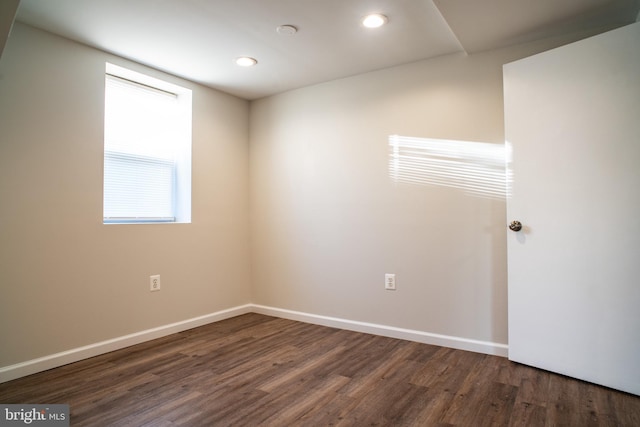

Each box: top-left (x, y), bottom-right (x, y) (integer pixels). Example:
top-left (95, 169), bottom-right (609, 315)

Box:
top-left (0, 20), bottom-right (593, 370)
top-left (0, 23), bottom-right (251, 367)
top-left (249, 36), bottom-right (586, 346)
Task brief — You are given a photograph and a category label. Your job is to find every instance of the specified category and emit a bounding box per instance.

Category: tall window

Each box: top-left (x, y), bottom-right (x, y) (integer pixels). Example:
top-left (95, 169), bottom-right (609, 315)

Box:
top-left (103, 63), bottom-right (192, 224)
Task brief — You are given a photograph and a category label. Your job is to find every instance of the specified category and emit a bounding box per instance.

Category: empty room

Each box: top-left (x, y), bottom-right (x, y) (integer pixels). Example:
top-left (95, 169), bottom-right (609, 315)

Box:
top-left (1, 0), bottom-right (639, 425)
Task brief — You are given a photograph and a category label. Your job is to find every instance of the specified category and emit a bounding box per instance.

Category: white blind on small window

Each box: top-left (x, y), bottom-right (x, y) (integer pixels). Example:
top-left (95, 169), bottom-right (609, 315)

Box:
top-left (104, 151), bottom-right (176, 221)
top-left (104, 74), bottom-right (180, 222)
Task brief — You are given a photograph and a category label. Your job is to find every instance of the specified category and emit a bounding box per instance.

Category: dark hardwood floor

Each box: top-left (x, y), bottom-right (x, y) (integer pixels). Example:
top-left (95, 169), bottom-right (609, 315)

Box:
top-left (1, 313), bottom-right (638, 426)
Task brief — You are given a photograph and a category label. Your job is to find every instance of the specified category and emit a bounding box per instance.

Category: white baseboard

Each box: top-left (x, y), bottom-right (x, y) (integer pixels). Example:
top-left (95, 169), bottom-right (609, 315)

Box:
top-left (0, 303), bottom-right (508, 384)
top-left (0, 304), bottom-right (253, 384)
top-left (252, 304), bottom-right (509, 357)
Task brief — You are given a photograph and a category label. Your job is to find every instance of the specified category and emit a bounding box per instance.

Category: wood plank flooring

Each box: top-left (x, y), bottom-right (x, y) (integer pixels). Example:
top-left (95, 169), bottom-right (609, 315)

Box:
top-left (1, 313), bottom-right (639, 426)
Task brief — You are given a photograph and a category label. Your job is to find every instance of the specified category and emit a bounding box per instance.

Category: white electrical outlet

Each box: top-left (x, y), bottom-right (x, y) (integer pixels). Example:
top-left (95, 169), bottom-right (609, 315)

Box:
top-left (385, 273), bottom-right (396, 290)
top-left (150, 275), bottom-right (161, 292)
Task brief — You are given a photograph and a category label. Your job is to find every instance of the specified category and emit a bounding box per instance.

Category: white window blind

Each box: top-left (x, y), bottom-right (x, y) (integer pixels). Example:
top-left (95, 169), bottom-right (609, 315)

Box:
top-left (103, 67), bottom-right (191, 223)
top-left (104, 151), bottom-right (176, 222)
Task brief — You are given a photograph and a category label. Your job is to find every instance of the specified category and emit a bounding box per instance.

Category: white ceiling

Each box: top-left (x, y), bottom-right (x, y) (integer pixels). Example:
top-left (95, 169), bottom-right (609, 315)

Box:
top-left (13, 0), bottom-right (640, 100)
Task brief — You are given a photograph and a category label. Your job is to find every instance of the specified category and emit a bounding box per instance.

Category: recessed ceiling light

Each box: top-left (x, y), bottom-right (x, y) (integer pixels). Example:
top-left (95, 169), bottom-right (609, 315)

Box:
top-left (235, 57), bottom-right (258, 67)
top-left (362, 13), bottom-right (388, 28)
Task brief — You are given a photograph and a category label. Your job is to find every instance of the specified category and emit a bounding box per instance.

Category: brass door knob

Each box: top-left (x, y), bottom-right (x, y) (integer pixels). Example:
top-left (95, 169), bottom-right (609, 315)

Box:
top-left (508, 220), bottom-right (523, 232)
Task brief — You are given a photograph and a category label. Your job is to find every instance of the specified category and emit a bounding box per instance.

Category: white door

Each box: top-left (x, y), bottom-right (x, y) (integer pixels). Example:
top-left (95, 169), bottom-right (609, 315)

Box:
top-left (504, 22), bottom-right (640, 396)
